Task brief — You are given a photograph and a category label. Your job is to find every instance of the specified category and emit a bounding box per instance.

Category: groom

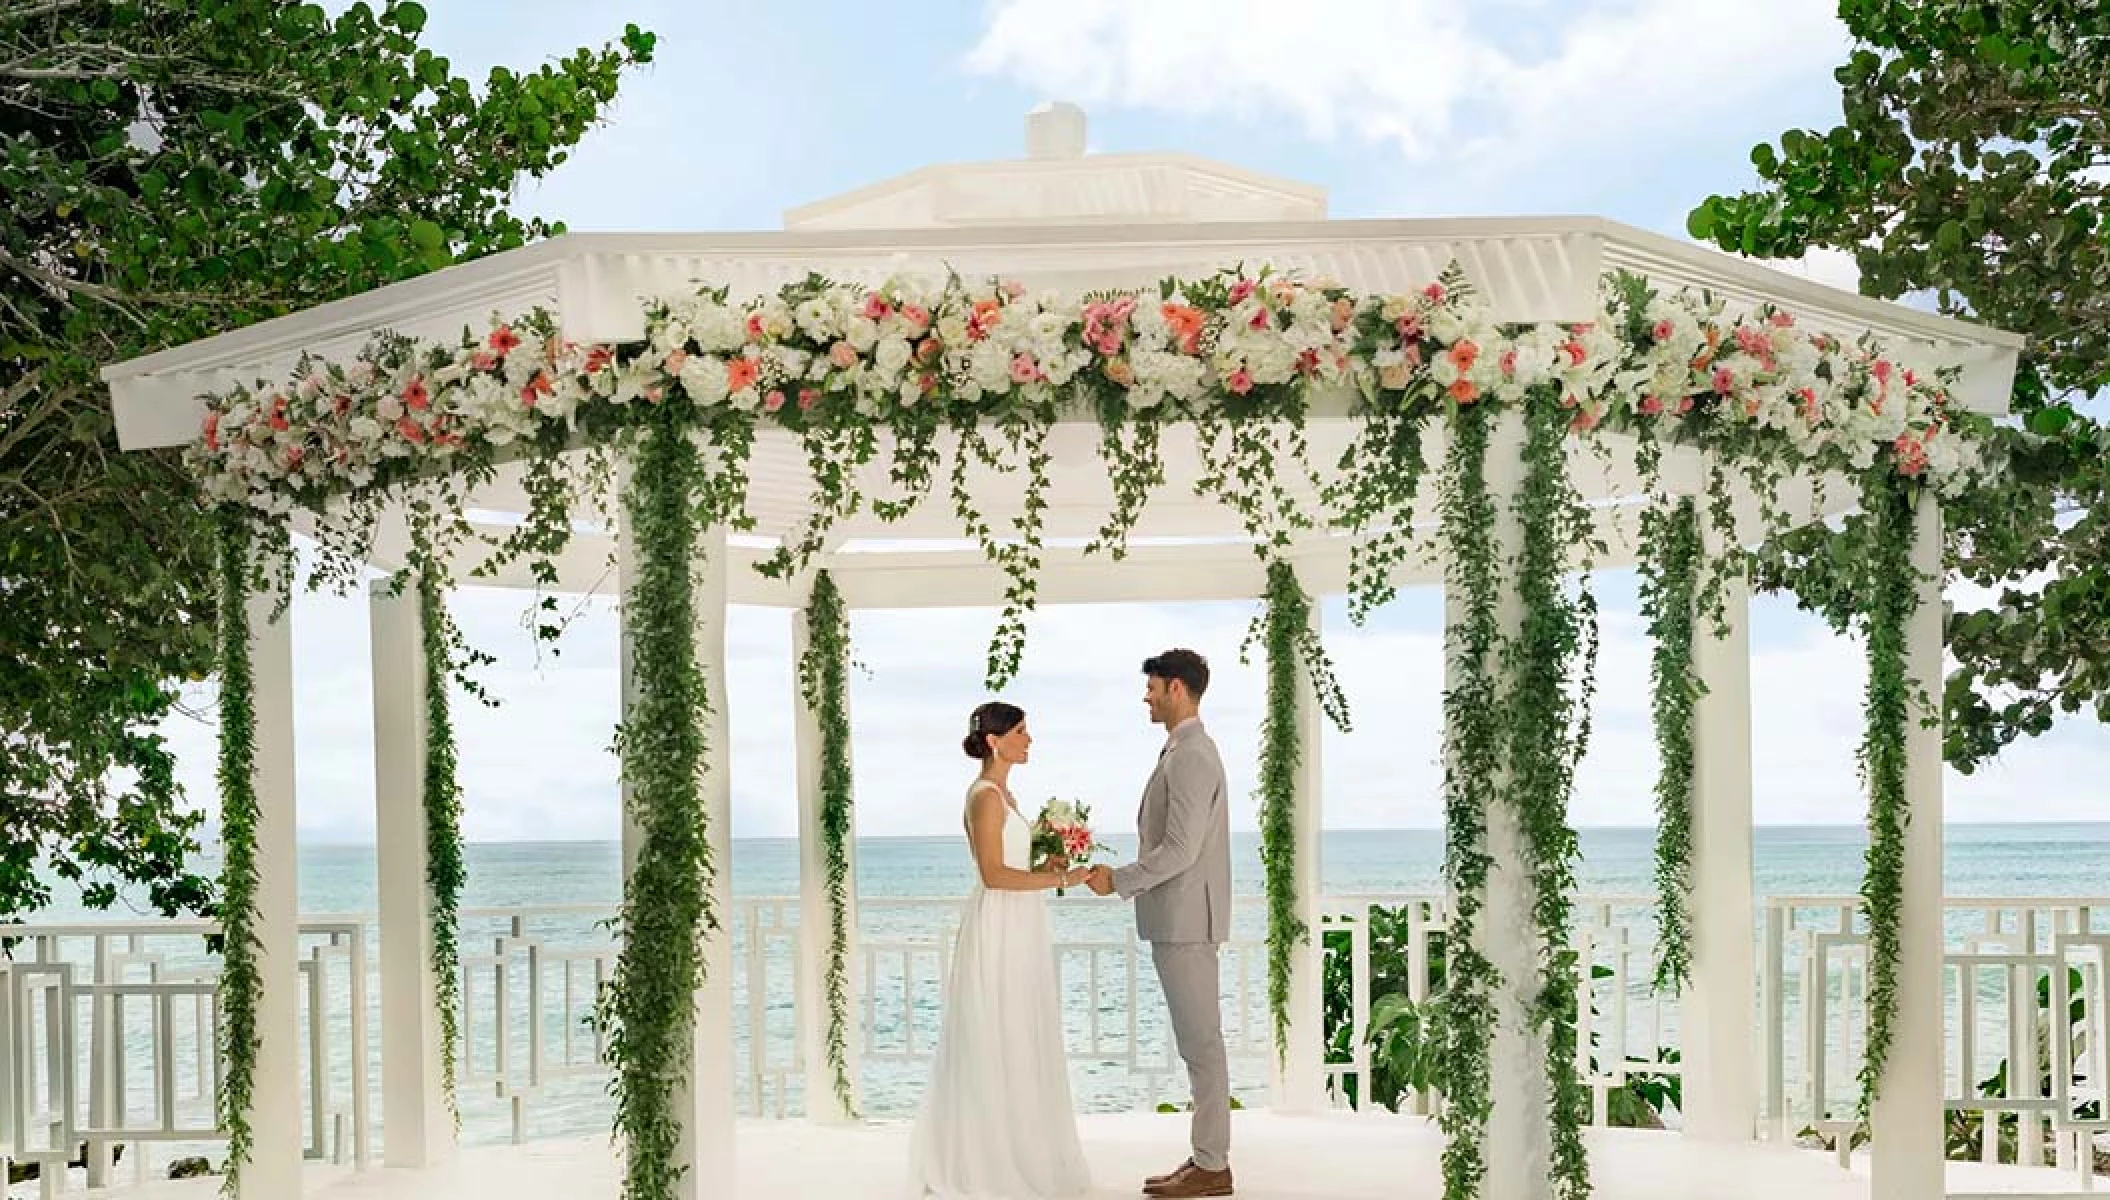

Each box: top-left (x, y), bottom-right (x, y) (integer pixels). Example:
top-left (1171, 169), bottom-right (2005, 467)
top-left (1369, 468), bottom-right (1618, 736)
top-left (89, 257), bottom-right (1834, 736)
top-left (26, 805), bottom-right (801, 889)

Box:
top-left (1087, 648), bottom-right (1234, 1199)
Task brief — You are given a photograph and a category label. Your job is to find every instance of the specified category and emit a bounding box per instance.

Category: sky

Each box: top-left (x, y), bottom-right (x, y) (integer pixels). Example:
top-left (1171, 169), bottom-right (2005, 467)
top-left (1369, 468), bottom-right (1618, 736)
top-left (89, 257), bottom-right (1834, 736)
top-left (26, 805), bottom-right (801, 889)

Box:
top-left (150, 0), bottom-right (2110, 843)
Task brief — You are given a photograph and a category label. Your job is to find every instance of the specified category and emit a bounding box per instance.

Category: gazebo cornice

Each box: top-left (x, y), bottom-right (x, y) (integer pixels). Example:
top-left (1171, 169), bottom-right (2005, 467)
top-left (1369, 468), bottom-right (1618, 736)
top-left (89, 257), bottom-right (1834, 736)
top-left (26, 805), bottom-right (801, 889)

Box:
top-left (105, 215), bottom-right (2019, 454)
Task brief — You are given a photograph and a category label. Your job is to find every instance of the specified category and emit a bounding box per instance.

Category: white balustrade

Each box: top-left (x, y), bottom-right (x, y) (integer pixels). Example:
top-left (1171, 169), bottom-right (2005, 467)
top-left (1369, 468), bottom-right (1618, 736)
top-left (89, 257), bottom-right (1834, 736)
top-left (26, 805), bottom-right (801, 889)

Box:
top-left (3, 896), bottom-right (2105, 1191)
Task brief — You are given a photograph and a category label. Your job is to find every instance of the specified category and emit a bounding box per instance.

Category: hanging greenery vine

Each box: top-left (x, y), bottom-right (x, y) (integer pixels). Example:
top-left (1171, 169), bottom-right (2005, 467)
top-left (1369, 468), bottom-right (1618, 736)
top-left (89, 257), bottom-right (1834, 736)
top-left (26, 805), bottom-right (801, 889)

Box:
top-left (1855, 473), bottom-right (1920, 1109)
top-left (1245, 559), bottom-right (1348, 1064)
top-left (413, 562), bottom-right (468, 1117)
top-left (796, 570), bottom-right (859, 1118)
top-left (1505, 396), bottom-right (1597, 1200)
top-left (1637, 497), bottom-right (1703, 992)
top-left (1434, 400), bottom-right (1501, 1200)
top-left (210, 509), bottom-right (262, 1198)
top-left (597, 411), bottom-right (720, 1200)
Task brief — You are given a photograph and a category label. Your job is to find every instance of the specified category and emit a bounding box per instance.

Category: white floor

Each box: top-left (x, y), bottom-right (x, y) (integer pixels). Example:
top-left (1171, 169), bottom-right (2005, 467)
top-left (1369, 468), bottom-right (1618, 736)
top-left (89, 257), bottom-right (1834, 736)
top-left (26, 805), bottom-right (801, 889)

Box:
top-left (83, 1112), bottom-right (2095, 1200)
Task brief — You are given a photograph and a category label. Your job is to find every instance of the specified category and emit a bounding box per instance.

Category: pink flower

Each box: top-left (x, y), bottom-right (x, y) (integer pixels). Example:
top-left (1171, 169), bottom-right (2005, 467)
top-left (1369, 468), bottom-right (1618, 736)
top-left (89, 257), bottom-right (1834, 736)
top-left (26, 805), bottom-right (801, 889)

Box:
top-left (828, 341), bottom-right (859, 370)
top-left (798, 388), bottom-right (820, 411)
top-left (1331, 297), bottom-right (1355, 332)
top-left (967, 299), bottom-right (1003, 341)
top-left (1652, 319), bottom-right (1676, 343)
top-left (1734, 326), bottom-right (1773, 360)
top-left (333, 394), bottom-right (353, 416)
top-left (1448, 379), bottom-right (1480, 404)
top-left (1711, 366), bottom-right (1735, 396)
top-left (521, 372), bottom-right (552, 407)
top-left (471, 350), bottom-right (498, 372)
top-left (764, 389), bottom-right (786, 413)
top-left (1422, 282), bottom-right (1447, 304)
top-left (1498, 349), bottom-right (1519, 378)
top-left (1797, 387), bottom-right (1821, 423)
top-left (1248, 307), bottom-right (1272, 331)
top-left (268, 396), bottom-right (291, 431)
top-left (1295, 348), bottom-right (1320, 375)
top-left (203, 411), bottom-right (221, 451)
top-left (1676, 396), bottom-right (1695, 415)
top-left (1010, 353), bottom-right (1041, 384)
top-left (1161, 304), bottom-right (1205, 355)
top-left (1639, 395), bottom-right (1665, 416)
top-left (915, 337), bottom-right (943, 365)
top-left (1769, 310), bottom-right (1795, 328)
top-left (901, 304), bottom-right (932, 336)
top-left (1570, 406), bottom-right (1600, 431)
top-left (726, 358), bottom-right (760, 394)
top-left (1447, 340), bottom-right (1480, 373)
top-left (664, 349), bottom-right (689, 375)
top-left (1396, 313), bottom-right (1424, 342)
top-left (396, 416), bottom-right (426, 444)
top-left (1893, 432), bottom-right (1928, 476)
top-left (1228, 278), bottom-right (1257, 305)
top-left (1561, 340), bottom-right (1587, 367)
top-left (488, 326), bottom-right (521, 356)
top-left (1002, 279), bottom-right (1027, 300)
top-left (282, 445), bottom-right (304, 470)
top-left (584, 346), bottom-right (614, 375)
top-left (745, 313), bottom-right (767, 342)
top-left (1227, 367), bottom-right (1254, 395)
top-left (402, 378), bottom-right (430, 412)
top-left (1871, 358), bottom-right (1895, 387)
top-left (861, 292), bottom-right (891, 321)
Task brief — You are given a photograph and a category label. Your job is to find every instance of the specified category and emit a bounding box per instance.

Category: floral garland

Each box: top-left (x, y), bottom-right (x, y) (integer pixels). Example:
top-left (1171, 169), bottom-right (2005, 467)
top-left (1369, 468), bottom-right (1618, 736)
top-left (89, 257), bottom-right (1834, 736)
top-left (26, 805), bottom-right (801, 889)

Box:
top-left (186, 267), bottom-right (1988, 693)
top-left (211, 510), bottom-right (263, 1198)
top-left (1637, 498), bottom-right (1703, 992)
top-left (595, 409), bottom-right (721, 1200)
top-left (795, 570), bottom-right (858, 1117)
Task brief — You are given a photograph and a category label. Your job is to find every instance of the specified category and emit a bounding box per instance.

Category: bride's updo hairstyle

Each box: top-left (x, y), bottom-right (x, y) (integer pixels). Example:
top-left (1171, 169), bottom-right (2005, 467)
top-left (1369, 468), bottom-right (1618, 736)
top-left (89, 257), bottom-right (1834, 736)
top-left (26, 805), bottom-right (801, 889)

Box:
top-left (963, 702), bottom-right (1026, 759)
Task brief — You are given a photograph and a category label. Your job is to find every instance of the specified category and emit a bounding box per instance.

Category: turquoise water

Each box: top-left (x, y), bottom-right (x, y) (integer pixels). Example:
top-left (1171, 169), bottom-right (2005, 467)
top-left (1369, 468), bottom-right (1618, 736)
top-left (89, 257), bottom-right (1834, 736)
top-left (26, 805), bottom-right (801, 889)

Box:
top-left (251, 822), bottom-right (2110, 915)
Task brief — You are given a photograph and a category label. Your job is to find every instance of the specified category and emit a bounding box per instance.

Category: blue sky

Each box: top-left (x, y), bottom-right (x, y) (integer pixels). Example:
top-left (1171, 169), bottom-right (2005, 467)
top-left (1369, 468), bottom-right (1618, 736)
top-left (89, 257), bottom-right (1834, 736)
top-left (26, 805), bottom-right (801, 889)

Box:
top-left (154, 0), bottom-right (2110, 843)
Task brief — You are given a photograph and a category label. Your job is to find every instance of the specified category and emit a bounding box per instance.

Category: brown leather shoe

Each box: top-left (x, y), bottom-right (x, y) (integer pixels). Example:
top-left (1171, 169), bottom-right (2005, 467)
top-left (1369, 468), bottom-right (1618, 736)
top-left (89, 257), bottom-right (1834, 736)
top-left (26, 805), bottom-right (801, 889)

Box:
top-left (1144, 1162), bottom-right (1233, 1198)
top-left (1144, 1161), bottom-right (1194, 1189)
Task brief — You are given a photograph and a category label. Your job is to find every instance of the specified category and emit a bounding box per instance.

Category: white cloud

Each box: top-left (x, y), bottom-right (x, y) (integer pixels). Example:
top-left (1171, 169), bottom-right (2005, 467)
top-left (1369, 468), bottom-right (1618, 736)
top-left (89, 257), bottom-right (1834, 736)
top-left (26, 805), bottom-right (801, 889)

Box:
top-left (965, 0), bottom-right (1848, 186)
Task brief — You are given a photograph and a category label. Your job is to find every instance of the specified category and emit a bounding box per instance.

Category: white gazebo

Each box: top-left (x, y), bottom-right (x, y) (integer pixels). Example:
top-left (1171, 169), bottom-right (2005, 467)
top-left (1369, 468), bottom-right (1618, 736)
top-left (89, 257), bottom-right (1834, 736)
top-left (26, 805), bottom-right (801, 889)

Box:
top-left (95, 105), bottom-right (2028, 1200)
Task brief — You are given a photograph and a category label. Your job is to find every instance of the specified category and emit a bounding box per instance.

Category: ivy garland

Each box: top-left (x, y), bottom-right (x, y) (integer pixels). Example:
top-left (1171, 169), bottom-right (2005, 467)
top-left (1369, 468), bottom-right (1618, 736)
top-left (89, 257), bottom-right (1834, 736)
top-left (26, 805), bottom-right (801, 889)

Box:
top-left (795, 570), bottom-right (858, 1118)
top-left (1637, 497), bottom-right (1703, 992)
top-left (597, 410), bottom-right (721, 1200)
top-left (1504, 396), bottom-right (1596, 1200)
top-left (1434, 400), bottom-right (1501, 1200)
top-left (211, 510), bottom-right (263, 1198)
top-left (414, 562), bottom-right (468, 1117)
top-left (1245, 559), bottom-right (1348, 1064)
top-left (1855, 473), bottom-right (1919, 1109)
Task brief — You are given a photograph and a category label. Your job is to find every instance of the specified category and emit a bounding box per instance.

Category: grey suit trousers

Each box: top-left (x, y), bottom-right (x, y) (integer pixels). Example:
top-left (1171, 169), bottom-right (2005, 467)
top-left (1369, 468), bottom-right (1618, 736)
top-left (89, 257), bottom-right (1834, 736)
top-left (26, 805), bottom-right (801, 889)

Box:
top-left (1152, 941), bottom-right (1230, 1171)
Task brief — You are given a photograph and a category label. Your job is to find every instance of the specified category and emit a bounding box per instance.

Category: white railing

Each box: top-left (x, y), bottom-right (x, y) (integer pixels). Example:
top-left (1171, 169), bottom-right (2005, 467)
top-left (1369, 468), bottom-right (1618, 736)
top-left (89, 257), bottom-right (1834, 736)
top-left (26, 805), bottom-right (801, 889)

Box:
top-left (3, 895), bottom-right (2105, 1190)
top-left (0, 919), bottom-right (369, 1193)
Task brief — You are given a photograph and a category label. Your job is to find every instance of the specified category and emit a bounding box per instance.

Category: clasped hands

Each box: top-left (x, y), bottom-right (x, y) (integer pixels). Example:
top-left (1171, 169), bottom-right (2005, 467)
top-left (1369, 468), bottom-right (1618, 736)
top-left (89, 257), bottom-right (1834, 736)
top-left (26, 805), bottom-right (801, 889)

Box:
top-left (1048, 857), bottom-right (1117, 896)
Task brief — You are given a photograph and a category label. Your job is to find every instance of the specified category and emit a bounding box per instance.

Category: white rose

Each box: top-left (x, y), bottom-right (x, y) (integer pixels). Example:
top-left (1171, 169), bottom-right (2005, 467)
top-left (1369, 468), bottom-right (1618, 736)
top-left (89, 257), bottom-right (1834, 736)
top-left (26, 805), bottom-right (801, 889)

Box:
top-left (873, 337), bottom-right (912, 379)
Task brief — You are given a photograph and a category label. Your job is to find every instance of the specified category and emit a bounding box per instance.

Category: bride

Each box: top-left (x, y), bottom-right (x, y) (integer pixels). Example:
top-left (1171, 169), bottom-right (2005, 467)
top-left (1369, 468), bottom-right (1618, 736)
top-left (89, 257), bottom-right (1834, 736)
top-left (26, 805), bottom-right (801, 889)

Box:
top-left (908, 701), bottom-right (1094, 1199)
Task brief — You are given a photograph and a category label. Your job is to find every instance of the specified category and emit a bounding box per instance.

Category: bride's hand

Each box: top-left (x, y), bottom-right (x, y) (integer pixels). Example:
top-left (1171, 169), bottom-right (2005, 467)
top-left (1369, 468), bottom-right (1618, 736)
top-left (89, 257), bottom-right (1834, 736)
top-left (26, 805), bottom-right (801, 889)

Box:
top-left (1060, 866), bottom-right (1088, 889)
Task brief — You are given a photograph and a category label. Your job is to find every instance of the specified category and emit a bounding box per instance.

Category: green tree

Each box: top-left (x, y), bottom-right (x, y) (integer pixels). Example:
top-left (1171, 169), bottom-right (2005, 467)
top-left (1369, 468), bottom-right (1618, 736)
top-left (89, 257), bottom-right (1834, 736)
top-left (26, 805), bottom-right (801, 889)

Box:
top-left (1688, 0), bottom-right (2108, 769)
top-left (0, 0), bottom-right (654, 920)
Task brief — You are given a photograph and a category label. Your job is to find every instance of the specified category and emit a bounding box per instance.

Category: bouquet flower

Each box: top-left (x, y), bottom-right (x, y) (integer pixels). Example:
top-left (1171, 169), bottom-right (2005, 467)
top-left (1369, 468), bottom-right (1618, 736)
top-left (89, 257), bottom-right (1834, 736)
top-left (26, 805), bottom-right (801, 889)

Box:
top-left (1031, 798), bottom-right (1107, 897)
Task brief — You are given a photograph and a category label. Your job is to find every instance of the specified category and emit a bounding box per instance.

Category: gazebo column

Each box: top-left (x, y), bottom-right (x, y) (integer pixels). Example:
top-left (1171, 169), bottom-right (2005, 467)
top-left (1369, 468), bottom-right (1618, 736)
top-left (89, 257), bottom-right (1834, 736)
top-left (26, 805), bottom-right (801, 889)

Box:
top-left (792, 605), bottom-right (862, 1124)
top-left (615, 469), bottom-right (736, 1198)
top-left (1443, 410), bottom-right (1550, 1200)
top-left (1271, 571), bottom-right (1328, 1114)
top-left (239, 545), bottom-right (304, 1199)
top-left (1681, 492), bottom-right (1757, 1143)
top-left (1869, 489), bottom-right (1946, 1197)
top-left (369, 577), bottom-right (457, 1167)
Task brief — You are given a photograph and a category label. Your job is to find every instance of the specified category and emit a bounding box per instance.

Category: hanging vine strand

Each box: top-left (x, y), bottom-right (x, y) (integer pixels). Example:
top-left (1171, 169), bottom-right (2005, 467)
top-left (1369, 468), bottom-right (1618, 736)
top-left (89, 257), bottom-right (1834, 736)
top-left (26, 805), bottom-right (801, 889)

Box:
top-left (414, 563), bottom-right (468, 1118)
top-left (1248, 559), bottom-right (1314, 1063)
top-left (596, 413), bottom-right (721, 1200)
top-left (211, 511), bottom-right (262, 1198)
top-left (1638, 497), bottom-right (1703, 992)
top-left (1856, 473), bottom-right (1920, 1111)
top-left (796, 570), bottom-right (859, 1117)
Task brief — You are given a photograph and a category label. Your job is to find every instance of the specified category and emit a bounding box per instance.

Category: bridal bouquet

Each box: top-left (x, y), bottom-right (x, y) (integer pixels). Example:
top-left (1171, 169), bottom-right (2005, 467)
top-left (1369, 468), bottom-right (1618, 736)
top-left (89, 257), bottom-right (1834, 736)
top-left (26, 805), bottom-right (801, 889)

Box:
top-left (1031, 798), bottom-right (1107, 897)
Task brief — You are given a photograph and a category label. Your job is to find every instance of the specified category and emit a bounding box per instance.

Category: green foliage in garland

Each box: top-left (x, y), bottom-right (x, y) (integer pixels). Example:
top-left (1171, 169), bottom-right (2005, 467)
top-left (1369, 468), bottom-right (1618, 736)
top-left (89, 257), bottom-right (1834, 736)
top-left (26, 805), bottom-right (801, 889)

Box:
top-left (598, 411), bottom-right (720, 1200)
top-left (210, 510), bottom-right (262, 1198)
top-left (1855, 474), bottom-right (1920, 1110)
top-left (1248, 560), bottom-right (1329, 1064)
top-left (1637, 498), bottom-right (1703, 992)
top-left (796, 570), bottom-right (859, 1118)
top-left (1504, 397), bottom-right (1597, 1200)
top-left (414, 564), bottom-right (468, 1119)
top-left (1434, 402), bottom-right (1501, 1200)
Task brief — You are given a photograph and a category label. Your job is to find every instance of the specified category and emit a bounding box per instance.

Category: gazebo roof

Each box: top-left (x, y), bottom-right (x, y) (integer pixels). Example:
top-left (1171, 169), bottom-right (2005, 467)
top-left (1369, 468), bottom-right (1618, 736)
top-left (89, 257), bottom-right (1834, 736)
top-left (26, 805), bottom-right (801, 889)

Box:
top-left (103, 108), bottom-right (2022, 608)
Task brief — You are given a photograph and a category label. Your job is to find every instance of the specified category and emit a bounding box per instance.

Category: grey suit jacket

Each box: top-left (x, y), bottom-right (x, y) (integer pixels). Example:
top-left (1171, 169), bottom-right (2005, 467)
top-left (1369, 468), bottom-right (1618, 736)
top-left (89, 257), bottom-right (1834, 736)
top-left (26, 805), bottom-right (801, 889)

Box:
top-left (1111, 719), bottom-right (1231, 944)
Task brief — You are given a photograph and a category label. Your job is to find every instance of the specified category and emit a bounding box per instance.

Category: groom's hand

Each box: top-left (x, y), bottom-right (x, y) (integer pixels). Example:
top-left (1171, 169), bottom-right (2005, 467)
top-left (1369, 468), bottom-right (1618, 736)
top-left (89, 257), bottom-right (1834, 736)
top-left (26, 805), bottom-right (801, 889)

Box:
top-left (1084, 865), bottom-right (1115, 896)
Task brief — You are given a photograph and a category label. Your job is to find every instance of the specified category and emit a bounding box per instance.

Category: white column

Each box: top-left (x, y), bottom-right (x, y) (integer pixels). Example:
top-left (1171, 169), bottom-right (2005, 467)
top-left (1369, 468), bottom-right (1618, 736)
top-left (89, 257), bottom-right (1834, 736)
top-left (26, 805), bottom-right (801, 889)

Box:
top-left (1869, 490), bottom-right (1946, 1197)
top-left (792, 610), bottom-right (862, 1124)
top-left (614, 456), bottom-right (736, 1200)
top-left (241, 550), bottom-right (303, 1199)
top-left (369, 579), bottom-right (456, 1168)
top-left (1271, 576), bottom-right (1327, 1114)
top-left (1681, 505), bottom-right (1758, 1143)
top-left (1442, 411), bottom-right (1549, 1200)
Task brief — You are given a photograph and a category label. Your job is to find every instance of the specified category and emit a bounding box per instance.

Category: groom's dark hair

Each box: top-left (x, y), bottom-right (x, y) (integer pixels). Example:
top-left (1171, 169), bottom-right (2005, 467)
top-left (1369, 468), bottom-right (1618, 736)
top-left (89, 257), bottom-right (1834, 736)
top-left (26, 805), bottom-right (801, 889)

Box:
top-left (1142, 648), bottom-right (1210, 700)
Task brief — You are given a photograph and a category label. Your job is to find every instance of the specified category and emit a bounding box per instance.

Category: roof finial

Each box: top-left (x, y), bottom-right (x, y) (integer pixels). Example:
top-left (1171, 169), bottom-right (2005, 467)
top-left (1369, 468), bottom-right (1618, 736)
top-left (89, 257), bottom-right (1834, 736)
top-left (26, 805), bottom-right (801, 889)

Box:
top-left (1025, 101), bottom-right (1087, 160)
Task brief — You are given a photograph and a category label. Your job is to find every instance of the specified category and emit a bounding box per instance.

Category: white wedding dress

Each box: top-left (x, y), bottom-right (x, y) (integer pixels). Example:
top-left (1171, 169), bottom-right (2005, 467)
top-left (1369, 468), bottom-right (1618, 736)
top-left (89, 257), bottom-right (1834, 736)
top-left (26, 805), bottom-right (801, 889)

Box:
top-left (907, 781), bottom-right (1093, 1199)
